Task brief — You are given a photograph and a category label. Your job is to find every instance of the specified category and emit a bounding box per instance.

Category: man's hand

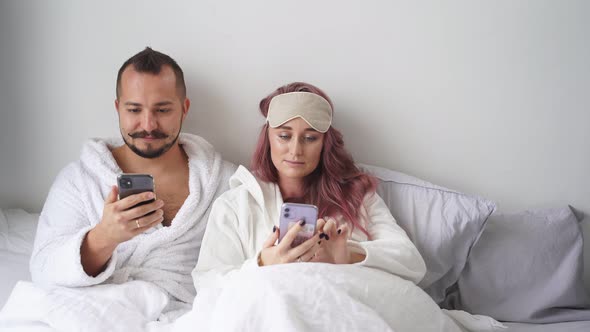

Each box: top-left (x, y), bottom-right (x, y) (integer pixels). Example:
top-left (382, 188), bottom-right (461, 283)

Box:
top-left (94, 186), bottom-right (164, 246)
top-left (81, 186), bottom-right (164, 276)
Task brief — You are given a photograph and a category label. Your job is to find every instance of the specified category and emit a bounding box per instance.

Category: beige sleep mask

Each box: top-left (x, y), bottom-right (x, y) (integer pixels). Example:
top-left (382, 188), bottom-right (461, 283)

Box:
top-left (266, 92), bottom-right (332, 133)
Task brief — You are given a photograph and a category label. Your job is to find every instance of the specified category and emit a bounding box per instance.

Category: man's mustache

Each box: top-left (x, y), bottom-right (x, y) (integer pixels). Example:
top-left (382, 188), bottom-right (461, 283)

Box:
top-left (128, 130), bottom-right (168, 139)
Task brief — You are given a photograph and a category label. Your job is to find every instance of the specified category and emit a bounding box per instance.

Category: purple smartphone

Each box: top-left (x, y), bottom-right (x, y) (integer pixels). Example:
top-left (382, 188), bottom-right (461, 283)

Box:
top-left (278, 203), bottom-right (318, 248)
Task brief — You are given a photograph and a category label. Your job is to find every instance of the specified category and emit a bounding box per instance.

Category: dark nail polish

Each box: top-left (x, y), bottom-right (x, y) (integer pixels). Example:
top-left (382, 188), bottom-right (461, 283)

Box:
top-left (299, 219), bottom-right (306, 226)
top-left (324, 235), bottom-right (330, 241)
top-left (337, 229), bottom-right (342, 235)
top-left (272, 225), bottom-right (277, 233)
top-left (319, 233), bottom-right (326, 239)
top-left (318, 240), bottom-right (321, 245)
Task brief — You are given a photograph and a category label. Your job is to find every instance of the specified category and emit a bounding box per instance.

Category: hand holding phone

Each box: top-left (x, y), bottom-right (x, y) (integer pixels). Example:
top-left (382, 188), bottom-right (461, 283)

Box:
top-left (81, 175), bottom-right (163, 277)
top-left (93, 174), bottom-right (164, 246)
top-left (278, 203), bottom-right (318, 248)
top-left (258, 203), bottom-right (322, 266)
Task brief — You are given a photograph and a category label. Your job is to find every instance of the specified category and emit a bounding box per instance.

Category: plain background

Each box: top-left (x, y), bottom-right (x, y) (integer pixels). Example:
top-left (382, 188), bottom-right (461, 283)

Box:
top-left (1, 1), bottom-right (589, 287)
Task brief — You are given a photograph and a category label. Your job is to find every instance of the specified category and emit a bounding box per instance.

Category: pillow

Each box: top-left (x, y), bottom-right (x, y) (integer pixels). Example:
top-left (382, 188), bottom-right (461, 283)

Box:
top-left (447, 206), bottom-right (590, 323)
top-left (358, 164), bottom-right (496, 303)
top-left (0, 208), bottom-right (39, 255)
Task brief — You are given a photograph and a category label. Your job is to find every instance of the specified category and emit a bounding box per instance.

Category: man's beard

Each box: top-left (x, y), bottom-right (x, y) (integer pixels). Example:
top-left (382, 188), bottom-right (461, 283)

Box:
top-left (123, 129), bottom-right (180, 159)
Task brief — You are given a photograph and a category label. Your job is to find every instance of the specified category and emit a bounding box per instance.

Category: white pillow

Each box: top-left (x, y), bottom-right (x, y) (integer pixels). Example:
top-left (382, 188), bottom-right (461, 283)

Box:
top-left (0, 209), bottom-right (8, 247)
top-left (0, 208), bottom-right (39, 255)
top-left (359, 164), bottom-right (496, 303)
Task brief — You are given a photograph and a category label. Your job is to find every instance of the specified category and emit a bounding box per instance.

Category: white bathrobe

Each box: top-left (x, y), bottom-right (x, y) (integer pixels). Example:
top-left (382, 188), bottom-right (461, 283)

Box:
top-left (29, 133), bottom-right (236, 317)
top-left (192, 165), bottom-right (427, 291)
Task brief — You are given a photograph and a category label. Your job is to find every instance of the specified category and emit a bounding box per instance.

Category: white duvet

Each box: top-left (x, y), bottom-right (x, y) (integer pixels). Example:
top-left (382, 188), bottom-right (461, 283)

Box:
top-left (173, 263), bottom-right (504, 332)
top-left (0, 263), bottom-right (504, 332)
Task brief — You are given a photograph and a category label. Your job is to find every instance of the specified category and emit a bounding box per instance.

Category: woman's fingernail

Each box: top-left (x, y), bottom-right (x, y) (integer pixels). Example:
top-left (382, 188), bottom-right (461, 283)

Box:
top-left (324, 235), bottom-right (330, 241)
top-left (318, 240), bottom-right (322, 245)
top-left (299, 219), bottom-right (306, 226)
top-left (337, 229), bottom-right (342, 235)
top-left (319, 233), bottom-right (326, 239)
top-left (272, 225), bottom-right (277, 233)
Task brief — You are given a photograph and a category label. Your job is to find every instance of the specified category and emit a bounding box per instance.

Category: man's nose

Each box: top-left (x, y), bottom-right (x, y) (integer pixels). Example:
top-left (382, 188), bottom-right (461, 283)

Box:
top-left (141, 111), bottom-right (157, 132)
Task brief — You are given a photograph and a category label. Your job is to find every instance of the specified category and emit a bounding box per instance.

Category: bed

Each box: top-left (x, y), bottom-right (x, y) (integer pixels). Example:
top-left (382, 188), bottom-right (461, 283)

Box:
top-left (1, 164), bottom-right (589, 331)
top-left (0, 209), bottom-right (37, 307)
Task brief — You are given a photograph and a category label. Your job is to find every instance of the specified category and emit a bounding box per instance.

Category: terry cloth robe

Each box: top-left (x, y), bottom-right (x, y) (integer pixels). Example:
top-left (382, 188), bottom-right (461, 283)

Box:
top-left (192, 165), bottom-right (427, 292)
top-left (29, 133), bottom-right (236, 317)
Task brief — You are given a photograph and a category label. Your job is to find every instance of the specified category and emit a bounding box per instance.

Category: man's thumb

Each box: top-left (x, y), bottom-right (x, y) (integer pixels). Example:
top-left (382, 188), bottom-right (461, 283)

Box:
top-left (105, 185), bottom-right (118, 203)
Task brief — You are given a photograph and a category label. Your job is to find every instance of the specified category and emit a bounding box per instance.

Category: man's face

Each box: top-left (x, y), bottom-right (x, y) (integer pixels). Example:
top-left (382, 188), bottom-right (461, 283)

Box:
top-left (115, 65), bottom-right (189, 159)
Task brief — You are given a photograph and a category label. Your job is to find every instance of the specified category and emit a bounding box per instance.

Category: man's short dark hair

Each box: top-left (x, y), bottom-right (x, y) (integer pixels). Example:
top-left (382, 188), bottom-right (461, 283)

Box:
top-left (116, 47), bottom-right (186, 100)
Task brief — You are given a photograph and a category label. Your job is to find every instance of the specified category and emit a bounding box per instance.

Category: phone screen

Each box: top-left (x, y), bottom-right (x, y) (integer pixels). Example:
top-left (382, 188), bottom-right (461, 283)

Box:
top-left (278, 203), bottom-right (318, 248)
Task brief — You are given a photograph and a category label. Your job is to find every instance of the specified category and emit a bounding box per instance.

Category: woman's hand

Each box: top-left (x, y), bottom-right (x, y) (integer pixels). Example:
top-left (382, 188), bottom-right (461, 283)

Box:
top-left (259, 220), bottom-right (322, 266)
top-left (312, 218), bottom-right (353, 264)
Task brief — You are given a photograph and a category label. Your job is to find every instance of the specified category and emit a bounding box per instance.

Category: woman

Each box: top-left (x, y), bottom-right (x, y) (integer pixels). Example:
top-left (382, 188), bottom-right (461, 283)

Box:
top-left (192, 82), bottom-right (426, 288)
top-left (180, 83), bottom-right (495, 332)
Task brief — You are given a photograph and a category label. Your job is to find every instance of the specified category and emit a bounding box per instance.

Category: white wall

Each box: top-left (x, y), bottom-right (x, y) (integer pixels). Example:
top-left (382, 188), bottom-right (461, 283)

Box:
top-left (1, 0), bottom-right (589, 285)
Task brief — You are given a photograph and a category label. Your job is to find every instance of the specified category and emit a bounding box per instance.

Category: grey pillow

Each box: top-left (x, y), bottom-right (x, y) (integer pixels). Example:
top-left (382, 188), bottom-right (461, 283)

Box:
top-left (358, 164), bottom-right (496, 303)
top-left (448, 206), bottom-right (590, 323)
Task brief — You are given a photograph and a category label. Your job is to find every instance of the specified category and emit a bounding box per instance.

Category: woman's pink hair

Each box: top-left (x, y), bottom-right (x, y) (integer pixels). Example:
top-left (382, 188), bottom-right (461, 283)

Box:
top-left (251, 82), bottom-right (377, 238)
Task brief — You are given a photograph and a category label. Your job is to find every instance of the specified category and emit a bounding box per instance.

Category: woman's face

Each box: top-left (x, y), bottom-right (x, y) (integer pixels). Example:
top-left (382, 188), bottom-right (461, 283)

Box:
top-left (268, 117), bottom-right (325, 182)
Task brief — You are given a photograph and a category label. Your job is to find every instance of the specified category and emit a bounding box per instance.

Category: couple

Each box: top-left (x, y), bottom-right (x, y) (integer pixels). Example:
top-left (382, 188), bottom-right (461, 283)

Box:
top-left (0, 47), bottom-right (470, 331)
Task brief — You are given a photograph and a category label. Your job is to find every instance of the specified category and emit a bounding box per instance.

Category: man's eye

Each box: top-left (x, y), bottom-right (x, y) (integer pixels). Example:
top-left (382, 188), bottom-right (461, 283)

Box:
top-left (157, 109), bottom-right (170, 113)
top-left (128, 108), bottom-right (141, 113)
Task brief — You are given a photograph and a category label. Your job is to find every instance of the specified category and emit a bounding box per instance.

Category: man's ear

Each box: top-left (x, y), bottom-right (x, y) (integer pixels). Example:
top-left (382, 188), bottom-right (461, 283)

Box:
top-left (115, 99), bottom-right (120, 114)
top-left (182, 98), bottom-right (190, 120)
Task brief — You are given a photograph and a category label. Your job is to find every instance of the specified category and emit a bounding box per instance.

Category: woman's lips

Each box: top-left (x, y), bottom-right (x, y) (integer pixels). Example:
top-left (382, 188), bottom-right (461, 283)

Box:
top-left (285, 160), bottom-right (304, 166)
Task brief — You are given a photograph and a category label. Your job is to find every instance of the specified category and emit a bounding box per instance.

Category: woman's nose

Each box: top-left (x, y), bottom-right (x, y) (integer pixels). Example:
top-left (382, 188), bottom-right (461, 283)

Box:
top-left (289, 139), bottom-right (303, 156)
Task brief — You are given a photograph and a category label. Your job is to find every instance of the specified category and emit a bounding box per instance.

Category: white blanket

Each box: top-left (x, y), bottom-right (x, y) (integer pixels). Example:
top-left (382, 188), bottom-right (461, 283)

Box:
top-left (173, 264), bottom-right (505, 332)
top-left (0, 264), bottom-right (504, 332)
top-left (0, 280), bottom-right (167, 332)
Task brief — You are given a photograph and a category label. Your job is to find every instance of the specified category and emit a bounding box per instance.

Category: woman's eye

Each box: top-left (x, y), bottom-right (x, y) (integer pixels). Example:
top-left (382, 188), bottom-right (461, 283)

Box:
top-left (278, 134), bottom-right (290, 141)
top-left (304, 136), bottom-right (318, 142)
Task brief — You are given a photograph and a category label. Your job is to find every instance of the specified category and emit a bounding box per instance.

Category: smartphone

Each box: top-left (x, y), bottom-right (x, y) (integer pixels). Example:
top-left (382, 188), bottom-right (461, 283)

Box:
top-left (117, 174), bottom-right (155, 210)
top-left (278, 203), bottom-right (318, 248)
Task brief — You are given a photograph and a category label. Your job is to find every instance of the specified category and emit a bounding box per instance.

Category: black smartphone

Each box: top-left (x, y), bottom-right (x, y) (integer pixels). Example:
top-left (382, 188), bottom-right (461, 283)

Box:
top-left (117, 174), bottom-right (156, 210)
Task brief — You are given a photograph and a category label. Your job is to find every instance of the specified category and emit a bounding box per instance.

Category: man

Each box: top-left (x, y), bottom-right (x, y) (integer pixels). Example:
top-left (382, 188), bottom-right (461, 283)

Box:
top-left (26, 47), bottom-right (236, 321)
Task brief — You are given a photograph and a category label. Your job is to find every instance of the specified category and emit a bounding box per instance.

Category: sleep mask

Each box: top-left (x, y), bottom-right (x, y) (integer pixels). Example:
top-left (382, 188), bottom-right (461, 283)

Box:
top-left (266, 92), bottom-right (332, 133)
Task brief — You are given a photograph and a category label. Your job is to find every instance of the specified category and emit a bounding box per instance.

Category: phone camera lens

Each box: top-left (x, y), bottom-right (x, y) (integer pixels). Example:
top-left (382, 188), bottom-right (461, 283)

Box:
top-left (284, 208), bottom-right (290, 212)
top-left (284, 213), bottom-right (289, 218)
top-left (121, 178), bottom-right (132, 189)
